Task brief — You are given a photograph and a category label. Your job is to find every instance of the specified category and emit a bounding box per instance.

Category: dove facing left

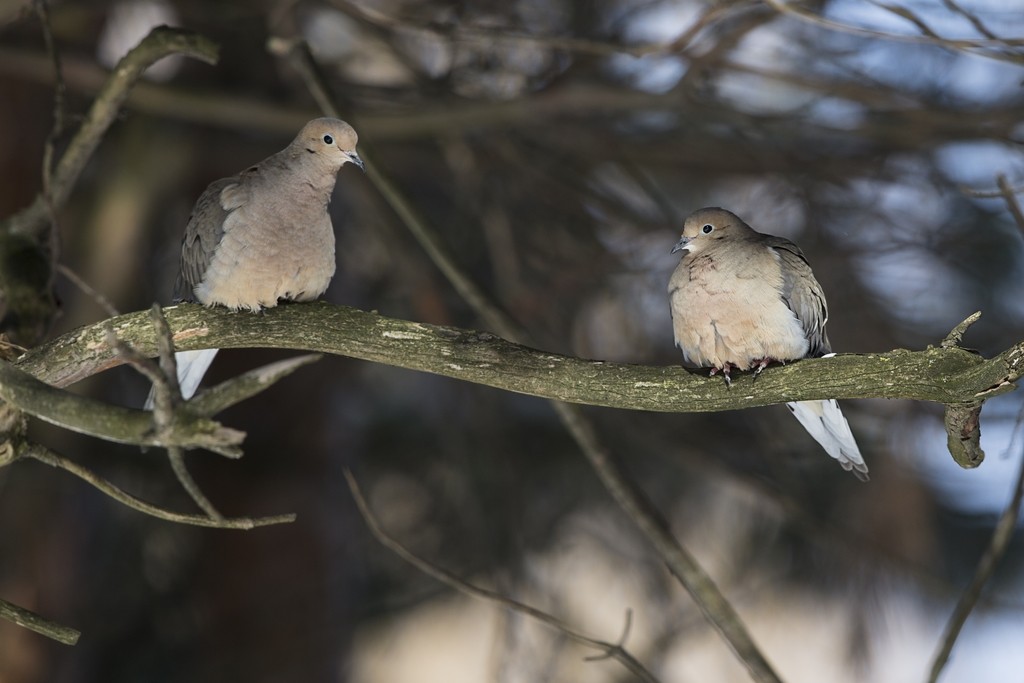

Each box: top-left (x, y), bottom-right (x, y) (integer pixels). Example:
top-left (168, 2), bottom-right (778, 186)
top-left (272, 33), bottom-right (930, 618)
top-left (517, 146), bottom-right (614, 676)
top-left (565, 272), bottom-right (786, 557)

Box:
top-left (667, 207), bottom-right (869, 480)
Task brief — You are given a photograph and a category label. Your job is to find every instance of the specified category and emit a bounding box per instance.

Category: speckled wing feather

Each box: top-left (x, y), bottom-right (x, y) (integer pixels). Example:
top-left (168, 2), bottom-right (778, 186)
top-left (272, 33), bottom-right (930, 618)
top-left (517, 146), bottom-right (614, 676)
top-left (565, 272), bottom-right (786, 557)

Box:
top-left (764, 236), bottom-right (831, 357)
top-left (172, 177), bottom-right (245, 302)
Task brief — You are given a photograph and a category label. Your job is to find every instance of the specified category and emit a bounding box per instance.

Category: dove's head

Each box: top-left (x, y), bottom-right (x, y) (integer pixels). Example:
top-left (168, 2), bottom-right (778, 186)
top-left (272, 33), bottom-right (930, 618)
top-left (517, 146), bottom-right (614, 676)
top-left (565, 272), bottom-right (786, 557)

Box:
top-left (295, 118), bottom-right (365, 173)
top-left (671, 207), bottom-right (751, 255)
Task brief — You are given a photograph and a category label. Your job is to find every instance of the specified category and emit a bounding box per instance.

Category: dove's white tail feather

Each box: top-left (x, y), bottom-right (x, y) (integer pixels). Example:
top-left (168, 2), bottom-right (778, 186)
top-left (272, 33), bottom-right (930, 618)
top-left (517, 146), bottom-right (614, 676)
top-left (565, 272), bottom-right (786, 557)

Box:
top-left (144, 348), bottom-right (219, 410)
top-left (786, 399), bottom-right (868, 481)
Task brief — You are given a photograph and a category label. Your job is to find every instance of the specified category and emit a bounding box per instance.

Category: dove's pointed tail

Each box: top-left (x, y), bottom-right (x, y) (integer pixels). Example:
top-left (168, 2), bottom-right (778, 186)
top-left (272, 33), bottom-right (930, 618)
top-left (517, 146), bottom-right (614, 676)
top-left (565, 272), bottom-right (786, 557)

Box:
top-left (786, 399), bottom-right (869, 481)
top-left (144, 348), bottom-right (219, 410)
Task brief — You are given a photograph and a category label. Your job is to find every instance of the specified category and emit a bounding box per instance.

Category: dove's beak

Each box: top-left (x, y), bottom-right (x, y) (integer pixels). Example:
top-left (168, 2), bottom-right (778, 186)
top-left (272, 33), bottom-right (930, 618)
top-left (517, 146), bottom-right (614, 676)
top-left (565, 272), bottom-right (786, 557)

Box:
top-left (671, 236), bottom-right (690, 254)
top-left (347, 151), bottom-right (366, 172)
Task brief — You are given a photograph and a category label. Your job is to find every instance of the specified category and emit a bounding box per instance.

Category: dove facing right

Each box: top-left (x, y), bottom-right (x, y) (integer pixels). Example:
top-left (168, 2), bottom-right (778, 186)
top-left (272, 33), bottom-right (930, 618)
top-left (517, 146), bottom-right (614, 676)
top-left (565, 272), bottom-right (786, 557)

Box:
top-left (147, 118), bottom-right (364, 408)
top-left (667, 207), bottom-right (868, 480)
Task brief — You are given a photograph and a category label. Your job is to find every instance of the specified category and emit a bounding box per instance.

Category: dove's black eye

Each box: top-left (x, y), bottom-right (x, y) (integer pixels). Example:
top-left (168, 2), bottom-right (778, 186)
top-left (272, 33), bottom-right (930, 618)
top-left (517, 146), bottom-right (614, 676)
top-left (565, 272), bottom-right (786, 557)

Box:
top-left (323, 134), bottom-right (334, 144)
top-left (702, 224), bottom-right (714, 234)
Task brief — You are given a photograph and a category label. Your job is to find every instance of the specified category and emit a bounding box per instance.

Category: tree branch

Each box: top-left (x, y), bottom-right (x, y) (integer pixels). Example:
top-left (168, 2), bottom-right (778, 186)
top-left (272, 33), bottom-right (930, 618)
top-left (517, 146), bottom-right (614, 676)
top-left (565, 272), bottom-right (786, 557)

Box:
top-left (0, 352), bottom-right (244, 456)
top-left (15, 303), bottom-right (1019, 415)
top-left (0, 594), bottom-right (79, 646)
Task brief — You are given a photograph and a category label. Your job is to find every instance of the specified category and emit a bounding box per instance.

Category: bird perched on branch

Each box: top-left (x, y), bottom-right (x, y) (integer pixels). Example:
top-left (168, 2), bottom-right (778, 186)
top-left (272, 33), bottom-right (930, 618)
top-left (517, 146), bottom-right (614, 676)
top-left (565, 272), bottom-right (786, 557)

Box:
top-left (147, 118), bottom-right (364, 407)
top-left (667, 207), bottom-right (868, 480)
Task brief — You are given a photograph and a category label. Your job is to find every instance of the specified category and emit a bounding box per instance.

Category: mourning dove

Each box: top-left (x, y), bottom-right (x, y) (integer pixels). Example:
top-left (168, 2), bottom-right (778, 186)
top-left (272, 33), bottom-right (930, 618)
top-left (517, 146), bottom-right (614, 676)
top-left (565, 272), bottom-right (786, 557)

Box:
top-left (667, 207), bottom-right (868, 480)
top-left (147, 118), bottom-right (364, 407)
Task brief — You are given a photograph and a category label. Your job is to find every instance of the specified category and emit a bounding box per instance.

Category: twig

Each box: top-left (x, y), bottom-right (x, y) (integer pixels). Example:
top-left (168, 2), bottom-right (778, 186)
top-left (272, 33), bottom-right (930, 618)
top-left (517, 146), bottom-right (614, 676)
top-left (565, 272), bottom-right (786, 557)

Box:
top-left (25, 445), bottom-right (294, 528)
top-left (167, 447), bottom-right (224, 520)
top-left (56, 264), bottom-right (120, 317)
top-left (997, 175), bottom-right (1024, 235)
top-left (927, 441), bottom-right (1024, 682)
top-left (143, 303), bottom-right (183, 430)
top-left (329, 0), bottom-right (745, 58)
top-left (343, 469), bottom-right (660, 683)
top-left (763, 0), bottom-right (1024, 54)
top-left (584, 609), bottom-right (633, 662)
top-left (940, 0), bottom-right (999, 40)
top-left (0, 594), bottom-right (79, 646)
top-left (941, 311), bottom-right (982, 349)
top-left (34, 0), bottom-right (66, 203)
top-left (101, 324), bottom-right (246, 456)
top-left (187, 353), bottom-right (324, 416)
top-left (104, 326), bottom-right (164, 386)
top-left (275, 39), bottom-right (783, 683)
top-left (958, 181), bottom-right (1024, 199)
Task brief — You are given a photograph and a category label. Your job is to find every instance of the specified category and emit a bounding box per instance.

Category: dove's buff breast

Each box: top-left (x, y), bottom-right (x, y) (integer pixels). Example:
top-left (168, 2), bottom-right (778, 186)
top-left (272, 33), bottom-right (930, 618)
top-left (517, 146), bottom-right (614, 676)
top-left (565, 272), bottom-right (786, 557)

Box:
top-left (193, 168), bottom-right (337, 311)
top-left (668, 238), bottom-right (809, 369)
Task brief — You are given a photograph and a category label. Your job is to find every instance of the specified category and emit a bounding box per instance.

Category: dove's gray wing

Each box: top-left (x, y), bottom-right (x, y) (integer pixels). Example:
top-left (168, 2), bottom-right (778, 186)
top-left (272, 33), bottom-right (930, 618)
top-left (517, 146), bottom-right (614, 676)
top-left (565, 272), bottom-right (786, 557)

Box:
top-left (763, 236), bottom-right (831, 357)
top-left (172, 177), bottom-right (245, 303)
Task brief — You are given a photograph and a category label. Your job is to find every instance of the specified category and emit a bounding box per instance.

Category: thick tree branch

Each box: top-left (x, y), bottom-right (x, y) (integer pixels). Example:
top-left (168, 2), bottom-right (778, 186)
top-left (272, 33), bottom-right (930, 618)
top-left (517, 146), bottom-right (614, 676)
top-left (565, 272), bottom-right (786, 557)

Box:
top-left (15, 303), bottom-right (1019, 415)
top-left (0, 353), bottom-right (243, 456)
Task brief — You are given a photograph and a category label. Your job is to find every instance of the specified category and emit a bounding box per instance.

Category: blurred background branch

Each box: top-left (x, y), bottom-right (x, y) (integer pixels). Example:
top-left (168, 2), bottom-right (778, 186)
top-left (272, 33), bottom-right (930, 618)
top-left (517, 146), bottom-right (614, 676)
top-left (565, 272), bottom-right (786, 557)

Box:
top-left (928, 435), bottom-right (1024, 682)
top-left (344, 468), bottom-right (662, 683)
top-left (0, 25), bottom-right (217, 348)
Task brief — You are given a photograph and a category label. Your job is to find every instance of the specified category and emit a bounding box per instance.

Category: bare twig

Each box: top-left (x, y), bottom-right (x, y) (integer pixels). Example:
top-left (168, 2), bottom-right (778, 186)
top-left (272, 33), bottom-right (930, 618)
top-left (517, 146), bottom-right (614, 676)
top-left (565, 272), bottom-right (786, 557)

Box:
top-left (138, 302), bottom-right (184, 433)
top-left (583, 609), bottom-right (633, 662)
top-left (167, 447), bottom-right (224, 520)
top-left (997, 175), bottom-right (1024, 235)
top-left (56, 264), bottom-right (120, 317)
top-left (34, 0), bottom-right (66, 203)
top-left (330, 0), bottom-right (747, 58)
top-left (104, 326), bottom-right (164, 387)
top-left (763, 0), bottom-right (1024, 57)
top-left (927, 442), bottom-right (1024, 682)
top-left (25, 445), bottom-right (294, 528)
top-left (0, 594), bottom-right (80, 646)
top-left (959, 181), bottom-right (1024, 199)
top-left (941, 311), bottom-right (982, 349)
top-left (344, 469), bottom-right (660, 683)
top-left (187, 353), bottom-right (324, 416)
top-left (940, 0), bottom-right (999, 40)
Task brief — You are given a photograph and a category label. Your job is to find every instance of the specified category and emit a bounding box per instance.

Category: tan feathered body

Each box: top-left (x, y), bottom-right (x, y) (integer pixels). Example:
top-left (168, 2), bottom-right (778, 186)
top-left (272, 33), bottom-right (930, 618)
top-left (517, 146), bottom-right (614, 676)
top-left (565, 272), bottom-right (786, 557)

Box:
top-left (176, 118), bottom-right (362, 311)
top-left (146, 118), bottom-right (363, 407)
top-left (667, 207), bottom-right (868, 480)
top-left (669, 235), bottom-right (813, 369)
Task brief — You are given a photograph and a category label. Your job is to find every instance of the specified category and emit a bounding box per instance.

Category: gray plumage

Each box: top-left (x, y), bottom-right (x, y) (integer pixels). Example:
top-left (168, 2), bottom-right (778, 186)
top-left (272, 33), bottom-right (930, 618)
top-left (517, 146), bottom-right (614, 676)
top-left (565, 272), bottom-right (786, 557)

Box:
top-left (147, 118), bottom-right (363, 406)
top-left (668, 207), bottom-right (868, 480)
